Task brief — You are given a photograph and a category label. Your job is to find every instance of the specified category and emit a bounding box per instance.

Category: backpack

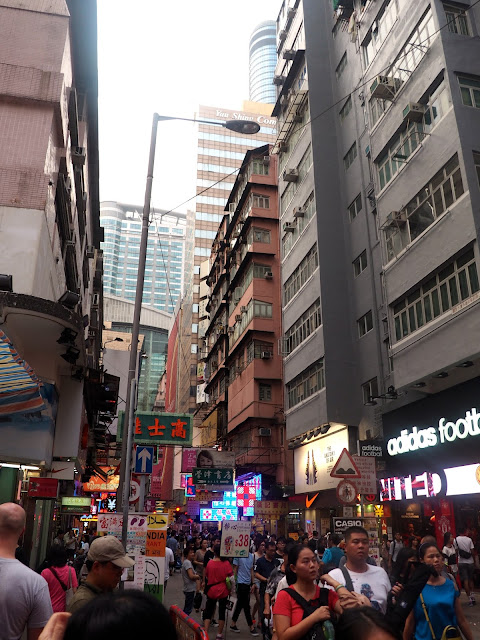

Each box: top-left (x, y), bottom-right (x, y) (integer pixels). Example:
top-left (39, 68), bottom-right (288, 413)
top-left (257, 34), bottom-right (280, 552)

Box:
top-left (284, 587), bottom-right (333, 640)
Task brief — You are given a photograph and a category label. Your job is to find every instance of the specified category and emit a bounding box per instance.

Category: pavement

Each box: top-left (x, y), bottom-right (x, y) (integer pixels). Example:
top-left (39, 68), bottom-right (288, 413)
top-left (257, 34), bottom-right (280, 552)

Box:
top-left (163, 571), bottom-right (480, 639)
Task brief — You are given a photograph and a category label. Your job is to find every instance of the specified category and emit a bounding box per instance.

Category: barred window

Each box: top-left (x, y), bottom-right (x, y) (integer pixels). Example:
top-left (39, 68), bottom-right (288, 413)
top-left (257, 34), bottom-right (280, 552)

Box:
top-left (444, 3), bottom-right (470, 35)
top-left (247, 340), bottom-right (274, 364)
top-left (282, 192), bottom-right (316, 257)
top-left (252, 228), bottom-right (271, 243)
top-left (287, 359), bottom-right (325, 409)
top-left (353, 250), bottom-right (368, 277)
top-left (284, 299), bottom-right (322, 355)
top-left (393, 248), bottom-right (480, 341)
top-left (348, 194), bottom-right (362, 222)
top-left (259, 383), bottom-right (272, 401)
top-left (458, 75), bottom-right (480, 108)
top-left (344, 142), bottom-right (357, 171)
top-left (283, 244), bottom-right (318, 305)
top-left (358, 311), bottom-right (373, 337)
top-left (385, 154), bottom-right (464, 261)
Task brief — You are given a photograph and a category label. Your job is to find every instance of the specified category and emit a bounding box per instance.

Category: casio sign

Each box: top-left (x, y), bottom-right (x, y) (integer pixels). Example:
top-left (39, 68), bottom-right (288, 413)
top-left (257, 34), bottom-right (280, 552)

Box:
top-left (333, 518), bottom-right (363, 531)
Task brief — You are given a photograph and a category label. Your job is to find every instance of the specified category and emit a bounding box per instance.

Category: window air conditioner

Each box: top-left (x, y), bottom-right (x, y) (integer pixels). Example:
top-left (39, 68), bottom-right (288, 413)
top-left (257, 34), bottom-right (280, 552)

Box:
top-left (283, 220), bottom-right (296, 232)
top-left (283, 49), bottom-right (296, 60)
top-left (259, 427), bottom-right (272, 436)
top-left (387, 210), bottom-right (407, 226)
top-left (228, 327), bottom-right (234, 335)
top-left (402, 102), bottom-right (425, 123)
top-left (240, 306), bottom-right (247, 314)
top-left (71, 146), bottom-right (86, 167)
top-left (229, 203), bottom-right (236, 213)
top-left (263, 156), bottom-right (271, 165)
top-left (261, 351), bottom-right (272, 359)
top-left (273, 75), bottom-right (285, 86)
top-left (369, 75), bottom-right (396, 100)
top-left (235, 314), bottom-right (242, 322)
top-left (293, 206), bottom-right (305, 218)
top-left (278, 142), bottom-right (289, 153)
top-left (278, 29), bottom-right (287, 42)
top-left (264, 271), bottom-right (273, 279)
top-left (86, 245), bottom-right (95, 258)
top-left (234, 287), bottom-right (242, 302)
top-left (283, 168), bottom-right (299, 182)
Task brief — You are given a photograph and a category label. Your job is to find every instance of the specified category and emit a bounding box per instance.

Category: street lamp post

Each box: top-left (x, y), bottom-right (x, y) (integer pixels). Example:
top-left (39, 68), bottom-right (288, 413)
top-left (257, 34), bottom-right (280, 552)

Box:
top-left (117, 113), bottom-right (260, 548)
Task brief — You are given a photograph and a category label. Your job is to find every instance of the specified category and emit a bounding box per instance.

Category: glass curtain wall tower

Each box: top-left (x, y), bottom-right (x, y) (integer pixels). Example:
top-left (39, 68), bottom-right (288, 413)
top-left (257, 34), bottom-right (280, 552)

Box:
top-left (249, 20), bottom-right (277, 104)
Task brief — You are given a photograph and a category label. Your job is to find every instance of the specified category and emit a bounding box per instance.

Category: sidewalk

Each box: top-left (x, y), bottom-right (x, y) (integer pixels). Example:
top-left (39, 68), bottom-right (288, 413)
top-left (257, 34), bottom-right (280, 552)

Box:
top-left (164, 571), bottom-right (480, 638)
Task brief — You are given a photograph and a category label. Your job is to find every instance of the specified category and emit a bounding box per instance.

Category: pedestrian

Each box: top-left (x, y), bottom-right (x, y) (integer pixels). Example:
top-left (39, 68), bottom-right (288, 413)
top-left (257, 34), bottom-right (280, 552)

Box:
top-left (275, 536), bottom-right (286, 564)
top-left (389, 532), bottom-right (404, 575)
top-left (456, 527), bottom-right (476, 605)
top-left (254, 541), bottom-right (277, 627)
top-left (327, 525), bottom-right (392, 613)
top-left (321, 533), bottom-right (344, 570)
top-left (182, 546), bottom-right (201, 614)
top-left (263, 540), bottom-right (295, 626)
top-left (64, 528), bottom-right (78, 561)
top-left (380, 533), bottom-right (391, 571)
top-left (251, 538), bottom-right (265, 627)
top-left (203, 543), bottom-right (234, 639)
top-left (230, 550), bottom-right (258, 636)
top-left (442, 532), bottom-right (458, 583)
top-left (164, 544), bottom-right (174, 591)
top-left (403, 542), bottom-right (473, 640)
top-left (0, 502), bottom-right (53, 639)
top-left (336, 606), bottom-right (402, 640)
top-left (67, 535), bottom-right (134, 614)
top-left (41, 545), bottom-right (78, 612)
top-left (194, 539), bottom-right (208, 611)
top-left (53, 530), bottom-right (65, 547)
top-left (273, 544), bottom-right (342, 640)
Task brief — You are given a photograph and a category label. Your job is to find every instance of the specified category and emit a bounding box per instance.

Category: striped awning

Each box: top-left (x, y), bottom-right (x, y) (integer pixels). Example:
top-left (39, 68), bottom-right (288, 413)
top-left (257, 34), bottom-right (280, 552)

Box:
top-left (0, 329), bottom-right (45, 415)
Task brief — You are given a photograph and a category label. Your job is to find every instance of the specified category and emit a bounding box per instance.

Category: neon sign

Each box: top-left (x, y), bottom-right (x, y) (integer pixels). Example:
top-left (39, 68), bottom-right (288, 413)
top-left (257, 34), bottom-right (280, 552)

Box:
top-left (200, 508), bottom-right (238, 521)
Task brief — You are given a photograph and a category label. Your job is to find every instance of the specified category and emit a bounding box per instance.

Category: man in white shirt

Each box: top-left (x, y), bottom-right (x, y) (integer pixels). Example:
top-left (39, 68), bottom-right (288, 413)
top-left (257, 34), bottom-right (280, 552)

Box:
top-left (456, 527), bottom-right (476, 606)
top-left (328, 525), bottom-right (391, 614)
top-left (164, 545), bottom-right (174, 591)
top-left (388, 532), bottom-right (404, 574)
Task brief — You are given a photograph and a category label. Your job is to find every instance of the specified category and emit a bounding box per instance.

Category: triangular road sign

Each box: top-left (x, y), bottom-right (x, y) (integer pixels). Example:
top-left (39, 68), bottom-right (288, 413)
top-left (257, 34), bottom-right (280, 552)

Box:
top-left (330, 448), bottom-right (361, 478)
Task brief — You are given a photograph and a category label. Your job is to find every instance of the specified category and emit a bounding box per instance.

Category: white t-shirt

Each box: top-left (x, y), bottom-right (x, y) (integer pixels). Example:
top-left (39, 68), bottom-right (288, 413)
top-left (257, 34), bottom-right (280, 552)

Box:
top-left (456, 535), bottom-right (474, 564)
top-left (165, 546), bottom-right (174, 581)
top-left (329, 564), bottom-right (391, 613)
top-left (274, 575), bottom-right (288, 599)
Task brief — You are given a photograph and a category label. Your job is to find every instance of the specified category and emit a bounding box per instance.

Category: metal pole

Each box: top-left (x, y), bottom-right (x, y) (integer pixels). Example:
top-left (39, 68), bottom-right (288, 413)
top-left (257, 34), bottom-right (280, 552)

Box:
top-left (121, 378), bottom-right (137, 547)
top-left (118, 113), bottom-right (159, 518)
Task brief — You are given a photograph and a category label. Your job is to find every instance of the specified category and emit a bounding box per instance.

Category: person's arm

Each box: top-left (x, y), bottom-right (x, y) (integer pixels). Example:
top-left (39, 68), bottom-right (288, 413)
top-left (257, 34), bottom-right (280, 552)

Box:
top-left (264, 592), bottom-right (271, 616)
top-left (187, 567), bottom-right (200, 581)
top-left (28, 629), bottom-right (43, 640)
top-left (321, 573), bottom-right (370, 609)
top-left (275, 606), bottom-right (331, 640)
top-left (322, 548), bottom-right (332, 565)
top-left (455, 594), bottom-right (474, 640)
top-left (403, 610), bottom-right (415, 640)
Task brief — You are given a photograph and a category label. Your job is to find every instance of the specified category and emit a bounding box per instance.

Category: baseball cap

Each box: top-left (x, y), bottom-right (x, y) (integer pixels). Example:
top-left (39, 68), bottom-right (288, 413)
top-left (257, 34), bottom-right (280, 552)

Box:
top-left (87, 535), bottom-right (135, 568)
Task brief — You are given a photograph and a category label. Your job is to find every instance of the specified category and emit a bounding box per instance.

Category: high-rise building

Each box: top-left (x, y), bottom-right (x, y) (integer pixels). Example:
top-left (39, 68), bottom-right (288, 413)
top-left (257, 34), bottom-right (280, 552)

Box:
top-left (100, 201), bottom-right (186, 314)
top-left (249, 20), bottom-right (277, 104)
top-left (275, 0), bottom-right (480, 533)
top-left (175, 104), bottom-right (277, 423)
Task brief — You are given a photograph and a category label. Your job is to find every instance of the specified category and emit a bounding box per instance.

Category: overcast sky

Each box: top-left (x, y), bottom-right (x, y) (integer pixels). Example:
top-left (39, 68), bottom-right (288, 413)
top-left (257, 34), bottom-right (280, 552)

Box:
top-left (97, 0), bottom-right (280, 214)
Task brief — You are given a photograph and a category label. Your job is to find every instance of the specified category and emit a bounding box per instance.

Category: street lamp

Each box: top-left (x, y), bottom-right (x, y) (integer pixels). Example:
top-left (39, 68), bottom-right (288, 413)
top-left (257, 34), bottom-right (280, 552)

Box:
top-left (117, 112), bottom-right (260, 543)
top-left (103, 337), bottom-right (124, 350)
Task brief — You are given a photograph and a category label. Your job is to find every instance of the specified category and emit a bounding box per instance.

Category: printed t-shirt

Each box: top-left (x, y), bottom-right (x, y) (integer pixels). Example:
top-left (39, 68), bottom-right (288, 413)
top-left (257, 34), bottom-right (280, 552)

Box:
top-left (41, 565), bottom-right (78, 612)
top-left (233, 554), bottom-right (254, 584)
top-left (273, 584), bottom-right (339, 625)
top-left (413, 579), bottom-right (459, 640)
top-left (205, 559), bottom-right (233, 599)
top-left (328, 564), bottom-right (391, 614)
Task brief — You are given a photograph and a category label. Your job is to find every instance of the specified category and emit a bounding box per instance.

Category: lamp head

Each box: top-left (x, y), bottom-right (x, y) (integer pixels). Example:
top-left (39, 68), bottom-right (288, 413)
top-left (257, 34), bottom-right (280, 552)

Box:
top-left (224, 120), bottom-right (260, 135)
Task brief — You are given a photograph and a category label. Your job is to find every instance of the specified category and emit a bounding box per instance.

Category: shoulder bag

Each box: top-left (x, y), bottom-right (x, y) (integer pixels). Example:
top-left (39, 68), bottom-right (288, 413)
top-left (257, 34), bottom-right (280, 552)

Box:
top-left (284, 587), bottom-right (334, 640)
top-left (419, 592), bottom-right (461, 640)
top-left (50, 566), bottom-right (75, 608)
top-left (455, 538), bottom-right (471, 560)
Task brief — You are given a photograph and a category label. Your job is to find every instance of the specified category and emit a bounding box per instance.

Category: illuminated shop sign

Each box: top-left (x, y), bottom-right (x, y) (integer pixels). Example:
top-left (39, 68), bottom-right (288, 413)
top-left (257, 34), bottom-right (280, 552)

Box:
top-left (386, 408), bottom-right (480, 456)
top-left (200, 508), bottom-right (238, 521)
top-left (380, 463), bottom-right (480, 501)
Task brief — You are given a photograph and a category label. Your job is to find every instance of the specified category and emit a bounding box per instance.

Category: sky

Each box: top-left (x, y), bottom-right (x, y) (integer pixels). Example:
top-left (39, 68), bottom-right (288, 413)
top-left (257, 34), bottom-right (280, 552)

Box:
top-left (97, 0), bottom-right (281, 214)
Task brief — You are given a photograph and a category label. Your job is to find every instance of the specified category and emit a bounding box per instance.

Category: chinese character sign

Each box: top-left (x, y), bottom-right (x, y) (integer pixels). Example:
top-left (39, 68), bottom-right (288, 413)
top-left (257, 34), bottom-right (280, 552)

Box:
top-left (117, 412), bottom-right (193, 446)
top-left (193, 468), bottom-right (234, 488)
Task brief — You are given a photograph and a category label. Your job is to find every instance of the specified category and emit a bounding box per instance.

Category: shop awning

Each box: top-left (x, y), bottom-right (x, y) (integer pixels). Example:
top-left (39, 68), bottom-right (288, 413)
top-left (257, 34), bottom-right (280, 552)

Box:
top-left (0, 330), bottom-right (45, 414)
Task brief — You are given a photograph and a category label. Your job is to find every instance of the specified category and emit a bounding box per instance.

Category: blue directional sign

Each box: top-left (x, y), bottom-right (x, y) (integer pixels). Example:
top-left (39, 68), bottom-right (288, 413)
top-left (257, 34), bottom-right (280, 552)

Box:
top-left (135, 446), bottom-right (154, 474)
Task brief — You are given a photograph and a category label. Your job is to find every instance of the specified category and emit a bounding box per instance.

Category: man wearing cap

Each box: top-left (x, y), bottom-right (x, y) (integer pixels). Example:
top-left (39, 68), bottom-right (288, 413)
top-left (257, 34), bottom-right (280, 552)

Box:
top-left (67, 535), bottom-right (134, 614)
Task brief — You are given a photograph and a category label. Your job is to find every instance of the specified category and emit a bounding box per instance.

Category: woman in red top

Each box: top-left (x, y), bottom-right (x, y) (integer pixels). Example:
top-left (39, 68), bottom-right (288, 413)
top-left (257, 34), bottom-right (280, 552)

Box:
top-left (273, 545), bottom-right (342, 640)
top-left (204, 544), bottom-right (233, 639)
top-left (41, 545), bottom-right (78, 612)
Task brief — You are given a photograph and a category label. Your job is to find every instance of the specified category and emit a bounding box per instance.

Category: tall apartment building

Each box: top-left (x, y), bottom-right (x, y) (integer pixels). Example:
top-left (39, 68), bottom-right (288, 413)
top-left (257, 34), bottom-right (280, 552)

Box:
top-left (275, 0), bottom-right (480, 534)
top-left (176, 104), bottom-right (277, 421)
top-left (203, 145), bottom-right (292, 485)
top-left (250, 21), bottom-right (277, 104)
top-left (100, 201), bottom-right (186, 314)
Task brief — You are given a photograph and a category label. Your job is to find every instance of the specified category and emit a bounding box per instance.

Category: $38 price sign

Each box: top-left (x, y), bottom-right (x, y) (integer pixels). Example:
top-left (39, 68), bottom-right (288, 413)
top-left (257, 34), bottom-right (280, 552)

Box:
top-left (235, 534), bottom-right (250, 547)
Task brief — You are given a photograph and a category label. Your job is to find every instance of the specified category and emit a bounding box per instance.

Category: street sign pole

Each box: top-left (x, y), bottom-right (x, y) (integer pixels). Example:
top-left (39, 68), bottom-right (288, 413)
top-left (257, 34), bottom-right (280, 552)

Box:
top-left (121, 379), bottom-right (137, 556)
top-left (139, 475), bottom-right (147, 511)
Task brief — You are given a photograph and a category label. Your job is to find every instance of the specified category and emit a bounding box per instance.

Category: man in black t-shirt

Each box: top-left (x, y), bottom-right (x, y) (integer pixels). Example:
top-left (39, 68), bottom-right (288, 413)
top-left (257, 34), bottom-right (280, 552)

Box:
top-left (254, 541), bottom-right (277, 617)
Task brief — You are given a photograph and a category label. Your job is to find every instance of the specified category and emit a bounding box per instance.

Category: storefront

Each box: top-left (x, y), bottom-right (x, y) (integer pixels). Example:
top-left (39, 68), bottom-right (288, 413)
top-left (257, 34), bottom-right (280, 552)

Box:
top-left (380, 377), bottom-right (480, 545)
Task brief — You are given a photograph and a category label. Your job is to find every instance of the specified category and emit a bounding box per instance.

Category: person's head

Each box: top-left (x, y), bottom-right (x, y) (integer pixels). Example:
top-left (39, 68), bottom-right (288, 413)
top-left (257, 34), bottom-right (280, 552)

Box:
top-left (286, 545), bottom-right (317, 585)
top-left (443, 531), bottom-right (452, 547)
top-left (313, 531), bottom-right (318, 538)
top-left (302, 535), bottom-right (309, 547)
top-left (64, 590), bottom-right (176, 640)
top-left (418, 543), bottom-right (444, 575)
top-left (410, 536), bottom-right (419, 549)
top-left (276, 537), bottom-right (286, 555)
top-left (382, 534), bottom-right (389, 542)
top-left (0, 502), bottom-right (26, 549)
top-left (394, 532), bottom-right (402, 542)
top-left (463, 526), bottom-right (471, 536)
top-left (270, 534), bottom-right (277, 542)
top-left (307, 538), bottom-right (317, 553)
top-left (201, 538), bottom-right (208, 551)
top-left (196, 450), bottom-right (214, 468)
top-left (335, 606), bottom-right (402, 640)
top-left (213, 543), bottom-right (222, 558)
top-left (391, 547), bottom-right (416, 581)
top-left (265, 541), bottom-right (276, 559)
top-left (330, 533), bottom-right (341, 547)
top-left (57, 530), bottom-right (65, 539)
top-left (407, 523), bottom-right (415, 533)
top-left (255, 539), bottom-right (265, 554)
top-left (50, 544), bottom-right (68, 567)
top-left (420, 535), bottom-right (436, 546)
top-left (283, 540), bottom-right (296, 561)
top-left (184, 546), bottom-right (195, 561)
top-left (344, 526), bottom-right (369, 565)
top-left (86, 536), bottom-right (135, 591)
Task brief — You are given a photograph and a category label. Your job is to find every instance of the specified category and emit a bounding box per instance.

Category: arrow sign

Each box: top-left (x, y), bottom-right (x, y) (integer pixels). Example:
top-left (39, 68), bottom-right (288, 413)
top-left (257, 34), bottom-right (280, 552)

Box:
top-left (330, 448), bottom-right (361, 478)
top-left (135, 446), bottom-right (154, 474)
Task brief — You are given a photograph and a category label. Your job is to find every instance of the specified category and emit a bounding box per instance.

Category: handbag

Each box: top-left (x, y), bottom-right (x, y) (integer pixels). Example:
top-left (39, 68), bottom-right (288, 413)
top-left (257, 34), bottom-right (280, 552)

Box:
top-left (419, 593), bottom-right (461, 640)
top-left (50, 566), bottom-right (75, 608)
top-left (455, 538), bottom-right (472, 559)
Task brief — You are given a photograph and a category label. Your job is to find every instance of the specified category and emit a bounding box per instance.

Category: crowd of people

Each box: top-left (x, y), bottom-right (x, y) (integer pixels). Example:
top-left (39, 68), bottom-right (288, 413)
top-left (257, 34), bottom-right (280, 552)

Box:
top-left (0, 502), bottom-right (477, 640)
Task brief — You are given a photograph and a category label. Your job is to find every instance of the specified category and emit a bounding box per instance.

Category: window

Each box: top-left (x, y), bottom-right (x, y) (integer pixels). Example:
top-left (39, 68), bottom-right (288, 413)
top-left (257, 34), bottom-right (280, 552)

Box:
top-left (254, 300), bottom-right (272, 317)
top-left (348, 194), bottom-right (362, 221)
top-left (284, 244), bottom-right (318, 305)
top-left (191, 344), bottom-right (198, 354)
top-left (353, 250), bottom-right (368, 277)
top-left (284, 300), bottom-right (322, 355)
top-left (385, 154), bottom-right (464, 261)
top-left (287, 359), bottom-right (325, 409)
top-left (344, 142), bottom-right (357, 171)
top-left (358, 310), bottom-right (373, 337)
top-left (336, 52), bottom-right (347, 79)
top-left (362, 378), bottom-right (379, 404)
top-left (280, 145), bottom-right (313, 214)
top-left (191, 324), bottom-right (198, 334)
top-left (252, 159), bottom-right (270, 176)
top-left (444, 3), bottom-right (470, 35)
top-left (339, 96), bottom-right (352, 121)
top-left (474, 151), bottom-right (480, 187)
top-left (362, 0), bottom-right (398, 68)
top-left (246, 340), bottom-right (274, 364)
top-left (252, 228), bottom-right (271, 243)
top-left (392, 248), bottom-right (479, 341)
top-left (282, 192), bottom-right (316, 257)
top-left (458, 75), bottom-right (480, 109)
top-left (192, 304), bottom-right (199, 313)
top-left (253, 195), bottom-right (270, 209)
top-left (259, 383), bottom-right (272, 402)
top-left (194, 266), bottom-right (200, 275)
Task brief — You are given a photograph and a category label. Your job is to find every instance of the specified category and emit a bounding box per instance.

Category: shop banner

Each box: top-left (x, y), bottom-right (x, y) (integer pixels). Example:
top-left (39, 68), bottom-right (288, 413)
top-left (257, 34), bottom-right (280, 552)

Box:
top-left (254, 500), bottom-right (290, 518)
top-left (117, 412), bottom-right (193, 446)
top-left (294, 427), bottom-right (349, 493)
top-left (220, 520), bottom-right (251, 557)
top-left (83, 466), bottom-right (119, 493)
top-left (182, 448), bottom-right (235, 473)
top-left (28, 478), bottom-right (58, 499)
top-left (332, 517), bottom-right (364, 533)
top-left (193, 467), bottom-right (234, 488)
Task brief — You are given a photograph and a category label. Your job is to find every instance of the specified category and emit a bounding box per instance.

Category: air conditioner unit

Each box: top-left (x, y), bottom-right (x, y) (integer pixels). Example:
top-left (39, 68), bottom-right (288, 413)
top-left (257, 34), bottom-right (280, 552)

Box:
top-left (261, 351), bottom-right (272, 359)
top-left (240, 237), bottom-right (247, 245)
top-left (240, 306), bottom-right (247, 314)
top-left (264, 271), bottom-right (273, 279)
top-left (287, 7), bottom-right (296, 20)
top-left (278, 29), bottom-right (287, 42)
top-left (86, 245), bottom-right (95, 258)
top-left (263, 156), bottom-right (270, 165)
top-left (370, 75), bottom-right (396, 100)
top-left (71, 146), bottom-right (86, 166)
top-left (293, 206), bottom-right (305, 218)
top-left (292, 112), bottom-right (303, 123)
top-left (232, 230), bottom-right (239, 239)
top-left (283, 220), bottom-right (296, 232)
top-left (283, 49), bottom-right (296, 60)
top-left (234, 287), bottom-right (242, 302)
top-left (387, 210), bottom-right (407, 226)
top-left (235, 314), bottom-right (242, 322)
top-left (92, 293), bottom-right (99, 307)
top-left (283, 168), bottom-right (299, 182)
top-left (278, 142), bottom-right (289, 153)
top-left (228, 203), bottom-right (236, 213)
top-left (273, 75), bottom-right (285, 86)
top-left (64, 176), bottom-right (72, 191)
top-left (228, 327), bottom-right (234, 335)
top-left (402, 102), bottom-right (425, 123)
top-left (259, 427), bottom-right (272, 437)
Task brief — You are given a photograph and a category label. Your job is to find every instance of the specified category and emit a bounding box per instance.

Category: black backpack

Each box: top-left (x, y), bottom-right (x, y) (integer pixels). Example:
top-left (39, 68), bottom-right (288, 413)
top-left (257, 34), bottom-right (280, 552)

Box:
top-left (284, 587), bottom-right (331, 640)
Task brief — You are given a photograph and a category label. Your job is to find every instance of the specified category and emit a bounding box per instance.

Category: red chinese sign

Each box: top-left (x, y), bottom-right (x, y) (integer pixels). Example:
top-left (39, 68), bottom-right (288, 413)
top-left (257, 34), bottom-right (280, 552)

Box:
top-left (28, 478), bottom-right (58, 499)
top-left (117, 412), bottom-right (193, 446)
